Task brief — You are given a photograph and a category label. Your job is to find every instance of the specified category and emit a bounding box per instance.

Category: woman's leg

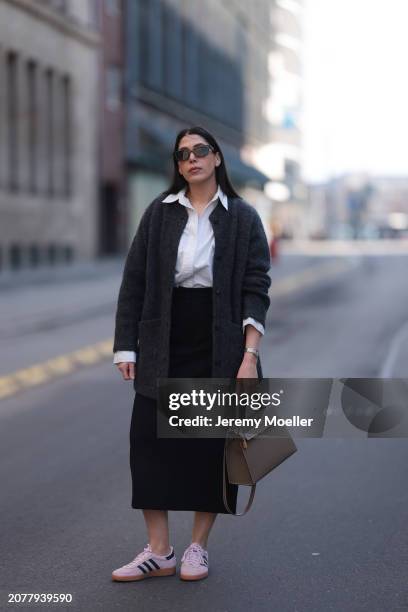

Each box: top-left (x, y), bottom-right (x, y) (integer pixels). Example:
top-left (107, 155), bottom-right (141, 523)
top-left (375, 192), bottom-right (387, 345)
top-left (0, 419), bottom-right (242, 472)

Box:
top-left (191, 511), bottom-right (217, 548)
top-left (143, 509), bottom-right (171, 555)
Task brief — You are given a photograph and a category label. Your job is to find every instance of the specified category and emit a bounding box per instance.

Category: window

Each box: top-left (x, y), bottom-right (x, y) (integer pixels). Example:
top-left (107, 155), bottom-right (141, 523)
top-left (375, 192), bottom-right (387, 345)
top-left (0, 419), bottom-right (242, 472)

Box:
top-left (27, 60), bottom-right (38, 194)
top-left (105, 0), bottom-right (120, 16)
top-left (29, 244), bottom-right (40, 267)
top-left (139, 0), bottom-right (149, 85)
top-left (62, 75), bottom-right (72, 198)
top-left (105, 66), bottom-right (121, 110)
top-left (9, 244), bottom-right (22, 269)
top-left (184, 25), bottom-right (199, 107)
top-left (64, 245), bottom-right (74, 262)
top-left (147, 0), bottom-right (163, 90)
top-left (45, 68), bottom-right (54, 196)
top-left (6, 52), bottom-right (18, 191)
top-left (47, 243), bottom-right (57, 265)
top-left (161, 2), bottom-right (182, 97)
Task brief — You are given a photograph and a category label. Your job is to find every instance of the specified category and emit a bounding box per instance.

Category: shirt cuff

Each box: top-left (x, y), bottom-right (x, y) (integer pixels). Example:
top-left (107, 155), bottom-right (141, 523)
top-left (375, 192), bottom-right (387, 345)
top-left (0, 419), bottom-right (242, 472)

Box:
top-left (242, 318), bottom-right (265, 336)
top-left (113, 351), bottom-right (137, 364)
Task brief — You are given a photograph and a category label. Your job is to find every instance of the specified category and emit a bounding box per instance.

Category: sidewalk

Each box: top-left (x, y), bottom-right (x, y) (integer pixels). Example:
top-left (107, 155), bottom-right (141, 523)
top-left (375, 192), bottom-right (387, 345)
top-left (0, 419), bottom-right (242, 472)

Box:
top-left (280, 238), bottom-right (408, 256)
top-left (0, 256), bottom-right (125, 292)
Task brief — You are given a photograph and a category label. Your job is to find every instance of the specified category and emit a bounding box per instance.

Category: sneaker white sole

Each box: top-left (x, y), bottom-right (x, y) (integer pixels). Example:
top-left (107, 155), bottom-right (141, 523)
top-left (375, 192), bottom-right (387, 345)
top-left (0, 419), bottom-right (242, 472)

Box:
top-left (112, 567), bottom-right (176, 582)
top-left (179, 570), bottom-right (208, 581)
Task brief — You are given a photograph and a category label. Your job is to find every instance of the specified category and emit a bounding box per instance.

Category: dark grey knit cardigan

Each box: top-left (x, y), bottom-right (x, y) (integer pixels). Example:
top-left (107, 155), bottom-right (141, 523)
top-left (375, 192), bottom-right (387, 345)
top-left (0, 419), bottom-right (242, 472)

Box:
top-left (113, 193), bottom-right (271, 399)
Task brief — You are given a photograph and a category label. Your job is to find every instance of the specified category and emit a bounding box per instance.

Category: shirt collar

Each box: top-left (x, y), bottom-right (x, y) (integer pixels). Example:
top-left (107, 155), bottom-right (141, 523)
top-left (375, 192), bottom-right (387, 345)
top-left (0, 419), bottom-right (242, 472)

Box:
top-left (162, 184), bottom-right (228, 210)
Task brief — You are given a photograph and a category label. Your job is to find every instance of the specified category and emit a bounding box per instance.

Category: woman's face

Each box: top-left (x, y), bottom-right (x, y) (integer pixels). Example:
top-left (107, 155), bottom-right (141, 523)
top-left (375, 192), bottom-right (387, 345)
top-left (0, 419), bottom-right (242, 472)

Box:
top-left (176, 134), bottom-right (221, 186)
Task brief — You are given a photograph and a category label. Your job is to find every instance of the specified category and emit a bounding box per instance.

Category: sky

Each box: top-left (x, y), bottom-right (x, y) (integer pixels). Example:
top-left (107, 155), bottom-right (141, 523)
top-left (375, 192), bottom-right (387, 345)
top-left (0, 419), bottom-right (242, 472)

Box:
top-left (302, 0), bottom-right (408, 183)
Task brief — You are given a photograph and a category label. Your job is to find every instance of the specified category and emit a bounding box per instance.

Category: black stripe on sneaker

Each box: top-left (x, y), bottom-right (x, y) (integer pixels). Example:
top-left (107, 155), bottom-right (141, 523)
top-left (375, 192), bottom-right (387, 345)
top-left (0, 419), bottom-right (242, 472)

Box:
top-left (165, 550), bottom-right (174, 560)
top-left (138, 564), bottom-right (147, 574)
top-left (149, 559), bottom-right (160, 570)
top-left (143, 561), bottom-right (153, 571)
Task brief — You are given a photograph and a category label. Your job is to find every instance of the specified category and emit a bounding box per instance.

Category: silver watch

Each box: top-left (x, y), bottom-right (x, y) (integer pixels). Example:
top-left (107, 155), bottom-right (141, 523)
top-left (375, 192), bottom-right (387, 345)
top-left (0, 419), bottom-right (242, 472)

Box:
top-left (244, 347), bottom-right (259, 359)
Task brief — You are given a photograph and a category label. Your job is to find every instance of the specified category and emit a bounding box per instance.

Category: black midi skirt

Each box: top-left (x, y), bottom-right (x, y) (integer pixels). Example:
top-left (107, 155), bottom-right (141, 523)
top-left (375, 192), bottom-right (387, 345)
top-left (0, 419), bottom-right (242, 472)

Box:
top-left (129, 286), bottom-right (238, 513)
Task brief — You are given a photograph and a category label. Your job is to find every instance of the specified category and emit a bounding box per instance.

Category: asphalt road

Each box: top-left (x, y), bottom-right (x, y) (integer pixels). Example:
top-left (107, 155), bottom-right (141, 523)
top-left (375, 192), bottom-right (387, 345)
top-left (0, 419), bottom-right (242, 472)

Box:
top-left (1, 254), bottom-right (407, 612)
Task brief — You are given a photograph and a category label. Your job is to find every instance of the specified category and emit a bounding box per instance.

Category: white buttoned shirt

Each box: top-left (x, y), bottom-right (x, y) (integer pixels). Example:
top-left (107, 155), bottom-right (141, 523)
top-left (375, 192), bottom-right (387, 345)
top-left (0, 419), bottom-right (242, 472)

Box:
top-left (113, 185), bottom-right (265, 364)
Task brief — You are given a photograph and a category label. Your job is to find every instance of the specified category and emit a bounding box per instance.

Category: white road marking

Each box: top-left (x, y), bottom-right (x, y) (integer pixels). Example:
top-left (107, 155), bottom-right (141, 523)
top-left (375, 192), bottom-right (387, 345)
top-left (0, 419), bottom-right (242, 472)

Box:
top-left (379, 320), bottom-right (408, 377)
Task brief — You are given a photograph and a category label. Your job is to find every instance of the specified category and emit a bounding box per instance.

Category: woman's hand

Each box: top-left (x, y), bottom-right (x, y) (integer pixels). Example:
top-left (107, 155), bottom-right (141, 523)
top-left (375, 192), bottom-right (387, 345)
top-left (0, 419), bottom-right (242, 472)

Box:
top-left (116, 362), bottom-right (136, 381)
top-left (236, 353), bottom-right (259, 396)
top-left (236, 353), bottom-right (258, 379)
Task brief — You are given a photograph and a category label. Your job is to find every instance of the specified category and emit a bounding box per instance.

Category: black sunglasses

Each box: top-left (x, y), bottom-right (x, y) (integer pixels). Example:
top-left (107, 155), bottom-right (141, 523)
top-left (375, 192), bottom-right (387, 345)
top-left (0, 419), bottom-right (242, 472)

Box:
top-left (174, 143), bottom-right (215, 162)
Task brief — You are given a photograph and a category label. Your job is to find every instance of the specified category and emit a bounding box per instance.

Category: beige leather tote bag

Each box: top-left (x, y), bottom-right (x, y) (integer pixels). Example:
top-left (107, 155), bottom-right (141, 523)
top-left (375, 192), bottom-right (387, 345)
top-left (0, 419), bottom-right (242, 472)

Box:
top-left (222, 425), bottom-right (298, 516)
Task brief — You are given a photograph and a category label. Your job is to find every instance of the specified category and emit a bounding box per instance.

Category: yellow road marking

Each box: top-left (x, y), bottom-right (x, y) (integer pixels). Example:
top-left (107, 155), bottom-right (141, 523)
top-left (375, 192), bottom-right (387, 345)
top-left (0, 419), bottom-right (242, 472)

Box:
top-left (14, 365), bottom-right (52, 387)
top-left (45, 355), bottom-right (75, 375)
top-left (0, 339), bottom-right (114, 400)
top-left (0, 376), bottom-right (20, 399)
top-left (71, 346), bottom-right (101, 365)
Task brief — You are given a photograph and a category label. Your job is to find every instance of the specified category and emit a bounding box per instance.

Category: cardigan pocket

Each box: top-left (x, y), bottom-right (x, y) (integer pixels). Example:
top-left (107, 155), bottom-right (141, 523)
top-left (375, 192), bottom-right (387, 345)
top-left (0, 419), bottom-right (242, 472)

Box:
top-left (137, 318), bottom-right (162, 387)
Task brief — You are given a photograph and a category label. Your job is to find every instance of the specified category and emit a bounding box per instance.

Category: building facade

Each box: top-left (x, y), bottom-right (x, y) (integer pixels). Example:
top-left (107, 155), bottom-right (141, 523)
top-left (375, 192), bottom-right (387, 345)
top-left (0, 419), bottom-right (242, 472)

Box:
top-left (245, 0), bottom-right (305, 238)
top-left (308, 173), bottom-right (408, 240)
top-left (0, 0), bottom-right (100, 272)
top-left (123, 0), bottom-right (272, 243)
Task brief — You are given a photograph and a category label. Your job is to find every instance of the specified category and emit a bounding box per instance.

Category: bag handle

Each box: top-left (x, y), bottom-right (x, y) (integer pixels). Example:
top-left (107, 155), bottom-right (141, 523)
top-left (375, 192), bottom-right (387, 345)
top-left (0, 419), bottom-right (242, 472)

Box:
top-left (222, 439), bottom-right (256, 516)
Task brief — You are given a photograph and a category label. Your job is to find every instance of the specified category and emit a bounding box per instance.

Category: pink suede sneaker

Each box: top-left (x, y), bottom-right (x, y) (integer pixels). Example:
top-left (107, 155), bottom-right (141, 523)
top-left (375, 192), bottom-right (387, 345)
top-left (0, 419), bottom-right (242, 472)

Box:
top-left (112, 544), bottom-right (176, 582)
top-left (180, 542), bottom-right (209, 581)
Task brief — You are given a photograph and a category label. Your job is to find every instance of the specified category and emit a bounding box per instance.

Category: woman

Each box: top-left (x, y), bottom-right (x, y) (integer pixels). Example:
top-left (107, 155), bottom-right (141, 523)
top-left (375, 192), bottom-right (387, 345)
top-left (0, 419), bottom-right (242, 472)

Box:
top-left (111, 126), bottom-right (271, 582)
